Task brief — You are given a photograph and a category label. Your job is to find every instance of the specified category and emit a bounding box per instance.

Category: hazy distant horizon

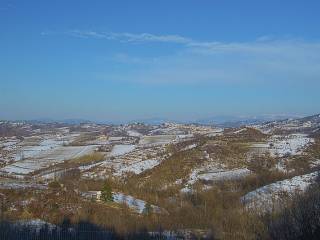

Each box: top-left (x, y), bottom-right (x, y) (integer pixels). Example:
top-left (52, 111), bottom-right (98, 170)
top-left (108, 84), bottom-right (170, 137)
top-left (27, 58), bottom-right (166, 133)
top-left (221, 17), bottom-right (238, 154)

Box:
top-left (0, 112), bottom-right (312, 125)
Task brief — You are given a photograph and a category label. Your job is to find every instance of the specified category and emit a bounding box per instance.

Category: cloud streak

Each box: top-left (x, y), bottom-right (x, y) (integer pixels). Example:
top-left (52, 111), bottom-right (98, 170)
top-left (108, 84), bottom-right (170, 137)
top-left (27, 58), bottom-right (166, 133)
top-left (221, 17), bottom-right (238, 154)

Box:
top-left (105, 40), bottom-right (320, 86)
top-left (42, 30), bottom-right (320, 86)
top-left (42, 30), bottom-right (193, 44)
top-left (42, 30), bottom-right (320, 56)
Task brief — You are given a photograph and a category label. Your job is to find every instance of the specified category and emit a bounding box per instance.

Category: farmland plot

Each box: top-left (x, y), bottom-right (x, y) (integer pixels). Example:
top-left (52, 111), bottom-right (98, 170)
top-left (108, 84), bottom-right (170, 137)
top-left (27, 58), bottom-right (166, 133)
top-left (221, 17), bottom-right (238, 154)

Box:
top-left (0, 139), bottom-right (98, 177)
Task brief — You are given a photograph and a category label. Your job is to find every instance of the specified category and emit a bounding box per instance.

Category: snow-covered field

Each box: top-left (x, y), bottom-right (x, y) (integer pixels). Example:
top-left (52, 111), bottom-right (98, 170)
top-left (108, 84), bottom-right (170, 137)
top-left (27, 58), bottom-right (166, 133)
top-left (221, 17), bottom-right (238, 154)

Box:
top-left (110, 144), bottom-right (135, 157)
top-left (198, 168), bottom-right (251, 182)
top-left (139, 135), bottom-right (176, 145)
top-left (0, 181), bottom-right (47, 190)
top-left (114, 159), bottom-right (160, 176)
top-left (108, 136), bottom-right (124, 141)
top-left (206, 128), bottom-right (224, 137)
top-left (0, 139), bottom-right (19, 151)
top-left (14, 138), bottom-right (64, 161)
top-left (242, 171), bottom-right (318, 210)
top-left (37, 161), bottom-right (104, 181)
top-left (127, 130), bottom-right (142, 137)
top-left (0, 145), bottom-right (98, 177)
top-left (176, 134), bottom-right (194, 139)
top-left (181, 166), bottom-right (251, 192)
top-left (38, 170), bottom-right (66, 180)
top-left (181, 144), bottom-right (198, 151)
top-left (113, 192), bottom-right (162, 214)
top-left (251, 134), bottom-right (314, 157)
top-left (83, 144), bottom-right (168, 179)
top-left (10, 134), bottom-right (80, 161)
top-left (269, 134), bottom-right (314, 157)
top-left (253, 115), bottom-right (320, 135)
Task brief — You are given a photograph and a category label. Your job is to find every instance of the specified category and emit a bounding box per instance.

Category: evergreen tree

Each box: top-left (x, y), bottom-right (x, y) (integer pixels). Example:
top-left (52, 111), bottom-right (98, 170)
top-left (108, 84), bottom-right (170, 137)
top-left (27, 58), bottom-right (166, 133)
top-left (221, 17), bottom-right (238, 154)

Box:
top-left (101, 181), bottom-right (113, 202)
top-left (143, 202), bottom-right (152, 215)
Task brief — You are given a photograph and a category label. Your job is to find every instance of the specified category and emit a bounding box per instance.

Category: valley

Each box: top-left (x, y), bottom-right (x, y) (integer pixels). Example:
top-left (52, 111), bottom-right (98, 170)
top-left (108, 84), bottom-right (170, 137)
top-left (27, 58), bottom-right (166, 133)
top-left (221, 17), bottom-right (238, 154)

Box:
top-left (1, 115), bottom-right (320, 238)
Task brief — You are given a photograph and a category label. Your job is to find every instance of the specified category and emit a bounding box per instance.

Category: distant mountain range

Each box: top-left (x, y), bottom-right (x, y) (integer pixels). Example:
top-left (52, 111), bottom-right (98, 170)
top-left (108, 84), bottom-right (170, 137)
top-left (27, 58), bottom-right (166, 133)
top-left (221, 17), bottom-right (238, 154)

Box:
top-left (128, 114), bottom-right (305, 127)
top-left (195, 114), bottom-right (305, 127)
top-left (13, 113), bottom-right (316, 127)
top-left (24, 118), bottom-right (94, 125)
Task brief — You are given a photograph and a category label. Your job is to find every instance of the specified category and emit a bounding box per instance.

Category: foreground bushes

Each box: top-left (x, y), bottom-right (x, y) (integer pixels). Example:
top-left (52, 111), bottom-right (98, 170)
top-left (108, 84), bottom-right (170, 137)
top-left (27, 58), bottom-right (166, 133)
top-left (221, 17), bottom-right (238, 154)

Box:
top-left (3, 182), bottom-right (320, 239)
top-left (0, 219), bottom-right (153, 240)
top-left (267, 181), bottom-right (320, 240)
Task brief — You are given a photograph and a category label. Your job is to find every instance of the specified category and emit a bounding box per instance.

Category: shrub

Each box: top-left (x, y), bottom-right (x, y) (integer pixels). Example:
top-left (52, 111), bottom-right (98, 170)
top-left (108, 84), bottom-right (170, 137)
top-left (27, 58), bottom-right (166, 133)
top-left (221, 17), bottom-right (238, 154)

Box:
top-left (268, 180), bottom-right (320, 240)
top-left (101, 182), bottom-right (113, 202)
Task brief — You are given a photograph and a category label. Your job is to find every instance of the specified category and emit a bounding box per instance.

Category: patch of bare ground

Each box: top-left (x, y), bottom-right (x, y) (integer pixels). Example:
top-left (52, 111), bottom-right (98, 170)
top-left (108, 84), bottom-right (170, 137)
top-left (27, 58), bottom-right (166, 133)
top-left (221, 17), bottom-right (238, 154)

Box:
top-left (68, 133), bottom-right (99, 146)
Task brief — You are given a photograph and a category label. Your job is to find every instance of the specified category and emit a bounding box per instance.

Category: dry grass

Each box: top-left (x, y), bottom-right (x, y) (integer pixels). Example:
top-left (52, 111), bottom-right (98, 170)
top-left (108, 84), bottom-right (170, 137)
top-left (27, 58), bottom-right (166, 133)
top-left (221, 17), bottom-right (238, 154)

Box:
top-left (203, 140), bottom-right (250, 168)
top-left (68, 133), bottom-right (98, 146)
top-left (68, 152), bottom-right (105, 165)
top-left (308, 137), bottom-right (320, 159)
top-left (3, 132), bottom-right (317, 238)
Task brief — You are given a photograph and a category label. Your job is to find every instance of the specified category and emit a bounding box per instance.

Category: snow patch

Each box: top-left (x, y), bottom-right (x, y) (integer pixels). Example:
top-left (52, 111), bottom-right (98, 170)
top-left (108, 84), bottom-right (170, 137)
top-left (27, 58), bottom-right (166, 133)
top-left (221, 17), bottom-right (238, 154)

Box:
top-left (181, 167), bottom-right (251, 193)
top-left (110, 144), bottom-right (135, 157)
top-left (269, 134), bottom-right (314, 157)
top-left (181, 144), bottom-right (197, 151)
top-left (127, 130), bottom-right (142, 137)
top-left (198, 168), bottom-right (251, 182)
top-left (243, 171), bottom-right (319, 211)
top-left (114, 159), bottom-right (160, 176)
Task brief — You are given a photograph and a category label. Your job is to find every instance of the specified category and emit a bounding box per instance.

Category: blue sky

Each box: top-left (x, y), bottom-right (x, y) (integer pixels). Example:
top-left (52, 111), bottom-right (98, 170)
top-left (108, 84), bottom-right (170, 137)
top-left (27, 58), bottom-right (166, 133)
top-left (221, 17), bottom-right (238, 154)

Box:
top-left (1, 0), bottom-right (320, 122)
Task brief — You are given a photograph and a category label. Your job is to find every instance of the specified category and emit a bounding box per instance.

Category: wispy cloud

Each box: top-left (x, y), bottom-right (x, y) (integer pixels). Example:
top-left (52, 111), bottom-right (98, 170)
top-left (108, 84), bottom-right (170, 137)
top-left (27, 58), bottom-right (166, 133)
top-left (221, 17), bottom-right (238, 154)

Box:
top-left (41, 30), bottom-right (320, 56)
top-left (42, 30), bottom-right (192, 44)
top-left (42, 30), bottom-right (320, 86)
top-left (103, 39), bottom-right (320, 86)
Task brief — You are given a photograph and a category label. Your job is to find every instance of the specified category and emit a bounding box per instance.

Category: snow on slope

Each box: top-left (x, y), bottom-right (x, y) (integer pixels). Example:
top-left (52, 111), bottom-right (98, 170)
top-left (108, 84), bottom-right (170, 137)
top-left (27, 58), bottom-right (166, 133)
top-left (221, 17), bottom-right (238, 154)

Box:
top-left (181, 167), bottom-right (251, 192)
top-left (14, 139), bottom-right (63, 161)
top-left (242, 171), bottom-right (318, 210)
top-left (198, 168), bottom-right (251, 182)
top-left (113, 192), bottom-right (147, 213)
top-left (233, 128), bottom-right (247, 134)
top-left (114, 159), bottom-right (160, 176)
top-left (82, 191), bottom-right (163, 214)
top-left (268, 134), bottom-right (314, 157)
top-left (110, 145), bottom-right (135, 157)
top-left (251, 134), bottom-right (314, 158)
top-left (181, 143), bottom-right (198, 151)
top-left (0, 145), bottom-right (98, 176)
top-left (127, 130), bottom-right (142, 137)
top-left (0, 181), bottom-right (47, 190)
top-left (139, 135), bottom-right (176, 145)
top-left (113, 192), bottom-right (162, 214)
